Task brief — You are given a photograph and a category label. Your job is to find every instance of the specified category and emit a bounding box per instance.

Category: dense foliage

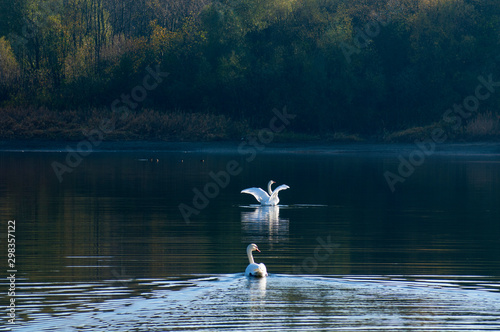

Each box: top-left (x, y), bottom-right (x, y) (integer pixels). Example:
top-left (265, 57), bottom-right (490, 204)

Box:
top-left (1, 0), bottom-right (500, 136)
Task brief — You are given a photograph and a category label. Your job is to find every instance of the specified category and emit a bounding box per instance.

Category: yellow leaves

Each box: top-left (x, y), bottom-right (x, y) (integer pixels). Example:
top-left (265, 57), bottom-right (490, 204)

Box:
top-left (269, 0), bottom-right (297, 22)
top-left (215, 50), bottom-right (246, 86)
top-left (321, 5), bottom-right (354, 46)
top-left (408, 0), bottom-right (478, 62)
top-left (150, 16), bottom-right (207, 59)
top-left (0, 37), bottom-right (20, 84)
top-left (150, 20), bottom-right (175, 48)
top-left (150, 20), bottom-right (177, 60)
top-left (64, 36), bottom-right (94, 82)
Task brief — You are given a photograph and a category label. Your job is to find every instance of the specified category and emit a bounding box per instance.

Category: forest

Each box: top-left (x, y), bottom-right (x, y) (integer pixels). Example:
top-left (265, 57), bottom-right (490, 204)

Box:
top-left (1, 0), bottom-right (500, 141)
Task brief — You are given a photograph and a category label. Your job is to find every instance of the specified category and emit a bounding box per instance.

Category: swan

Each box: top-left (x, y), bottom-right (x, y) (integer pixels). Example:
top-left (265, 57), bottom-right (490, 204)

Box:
top-left (245, 243), bottom-right (268, 277)
top-left (241, 180), bottom-right (289, 205)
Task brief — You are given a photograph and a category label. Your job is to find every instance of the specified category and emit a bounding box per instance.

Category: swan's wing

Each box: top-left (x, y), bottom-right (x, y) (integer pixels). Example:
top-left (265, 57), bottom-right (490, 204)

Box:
top-left (246, 263), bottom-right (268, 277)
top-left (241, 187), bottom-right (270, 203)
top-left (246, 263), bottom-right (260, 276)
top-left (258, 263), bottom-right (268, 276)
top-left (270, 184), bottom-right (290, 200)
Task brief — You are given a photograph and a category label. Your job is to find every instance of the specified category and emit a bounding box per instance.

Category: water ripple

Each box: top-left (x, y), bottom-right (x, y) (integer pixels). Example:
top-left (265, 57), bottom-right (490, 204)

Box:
top-left (3, 275), bottom-right (500, 331)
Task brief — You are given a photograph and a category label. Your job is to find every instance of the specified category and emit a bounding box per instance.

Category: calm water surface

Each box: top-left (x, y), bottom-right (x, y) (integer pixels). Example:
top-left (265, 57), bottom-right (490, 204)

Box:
top-left (1, 142), bottom-right (500, 331)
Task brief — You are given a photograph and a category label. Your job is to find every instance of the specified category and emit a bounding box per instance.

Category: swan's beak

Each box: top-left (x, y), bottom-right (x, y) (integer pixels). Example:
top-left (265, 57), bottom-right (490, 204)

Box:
top-left (255, 248), bottom-right (261, 252)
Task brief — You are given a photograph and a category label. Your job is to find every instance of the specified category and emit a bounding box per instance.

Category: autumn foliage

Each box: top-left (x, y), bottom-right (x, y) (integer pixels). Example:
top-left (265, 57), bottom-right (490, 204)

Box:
top-left (1, 0), bottom-right (500, 139)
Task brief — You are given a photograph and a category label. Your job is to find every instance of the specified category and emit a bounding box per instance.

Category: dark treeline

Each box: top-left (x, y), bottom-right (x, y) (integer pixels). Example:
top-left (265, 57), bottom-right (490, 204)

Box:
top-left (1, 0), bottom-right (500, 137)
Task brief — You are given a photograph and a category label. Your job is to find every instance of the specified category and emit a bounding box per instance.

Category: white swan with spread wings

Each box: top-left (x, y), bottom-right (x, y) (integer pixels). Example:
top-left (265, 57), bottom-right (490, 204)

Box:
top-left (241, 180), bottom-right (289, 206)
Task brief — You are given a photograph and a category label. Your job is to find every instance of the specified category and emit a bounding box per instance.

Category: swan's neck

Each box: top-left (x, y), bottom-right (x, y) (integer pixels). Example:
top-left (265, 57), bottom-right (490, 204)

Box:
top-left (247, 248), bottom-right (255, 264)
top-left (267, 181), bottom-right (274, 195)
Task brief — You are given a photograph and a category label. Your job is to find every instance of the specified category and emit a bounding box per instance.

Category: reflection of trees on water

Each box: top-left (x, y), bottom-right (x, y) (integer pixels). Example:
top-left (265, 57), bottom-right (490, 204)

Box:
top-left (241, 206), bottom-right (289, 244)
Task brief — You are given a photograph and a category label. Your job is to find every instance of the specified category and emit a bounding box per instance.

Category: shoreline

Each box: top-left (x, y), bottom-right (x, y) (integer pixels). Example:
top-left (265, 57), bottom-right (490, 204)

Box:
top-left (1, 139), bottom-right (499, 156)
top-left (1, 107), bottom-right (499, 146)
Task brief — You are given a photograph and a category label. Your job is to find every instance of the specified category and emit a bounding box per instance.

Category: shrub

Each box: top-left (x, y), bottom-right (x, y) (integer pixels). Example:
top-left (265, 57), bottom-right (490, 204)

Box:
top-left (465, 111), bottom-right (500, 139)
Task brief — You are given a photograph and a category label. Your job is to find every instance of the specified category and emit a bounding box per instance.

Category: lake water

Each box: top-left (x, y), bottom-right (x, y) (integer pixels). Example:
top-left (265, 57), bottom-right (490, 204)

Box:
top-left (1, 142), bottom-right (500, 331)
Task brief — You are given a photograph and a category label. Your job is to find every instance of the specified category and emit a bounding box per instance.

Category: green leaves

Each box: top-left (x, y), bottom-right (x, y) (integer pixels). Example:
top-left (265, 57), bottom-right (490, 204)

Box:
top-left (2, 0), bottom-right (500, 135)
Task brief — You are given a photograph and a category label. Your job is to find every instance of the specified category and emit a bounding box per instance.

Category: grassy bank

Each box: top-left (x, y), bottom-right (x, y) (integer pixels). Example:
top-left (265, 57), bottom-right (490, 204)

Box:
top-left (383, 111), bottom-right (500, 143)
top-left (0, 107), bottom-right (499, 143)
top-left (0, 107), bottom-right (252, 141)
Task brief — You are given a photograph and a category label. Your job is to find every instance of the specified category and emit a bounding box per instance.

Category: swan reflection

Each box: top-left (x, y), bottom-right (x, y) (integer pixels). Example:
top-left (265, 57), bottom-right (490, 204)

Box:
top-left (241, 205), bottom-right (289, 244)
top-left (247, 276), bottom-right (267, 297)
top-left (246, 276), bottom-right (267, 314)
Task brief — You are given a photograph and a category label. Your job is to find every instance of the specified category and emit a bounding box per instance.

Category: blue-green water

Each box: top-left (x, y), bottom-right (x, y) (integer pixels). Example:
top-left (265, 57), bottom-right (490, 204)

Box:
top-left (1, 142), bottom-right (500, 331)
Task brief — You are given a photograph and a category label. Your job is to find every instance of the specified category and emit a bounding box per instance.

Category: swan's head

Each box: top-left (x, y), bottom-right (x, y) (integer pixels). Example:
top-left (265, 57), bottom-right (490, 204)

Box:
top-left (269, 180), bottom-right (276, 185)
top-left (247, 243), bottom-right (261, 253)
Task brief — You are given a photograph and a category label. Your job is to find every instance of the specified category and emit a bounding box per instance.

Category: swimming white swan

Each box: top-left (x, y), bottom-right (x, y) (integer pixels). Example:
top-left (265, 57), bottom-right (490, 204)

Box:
top-left (245, 243), bottom-right (268, 277)
top-left (241, 180), bottom-right (289, 205)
